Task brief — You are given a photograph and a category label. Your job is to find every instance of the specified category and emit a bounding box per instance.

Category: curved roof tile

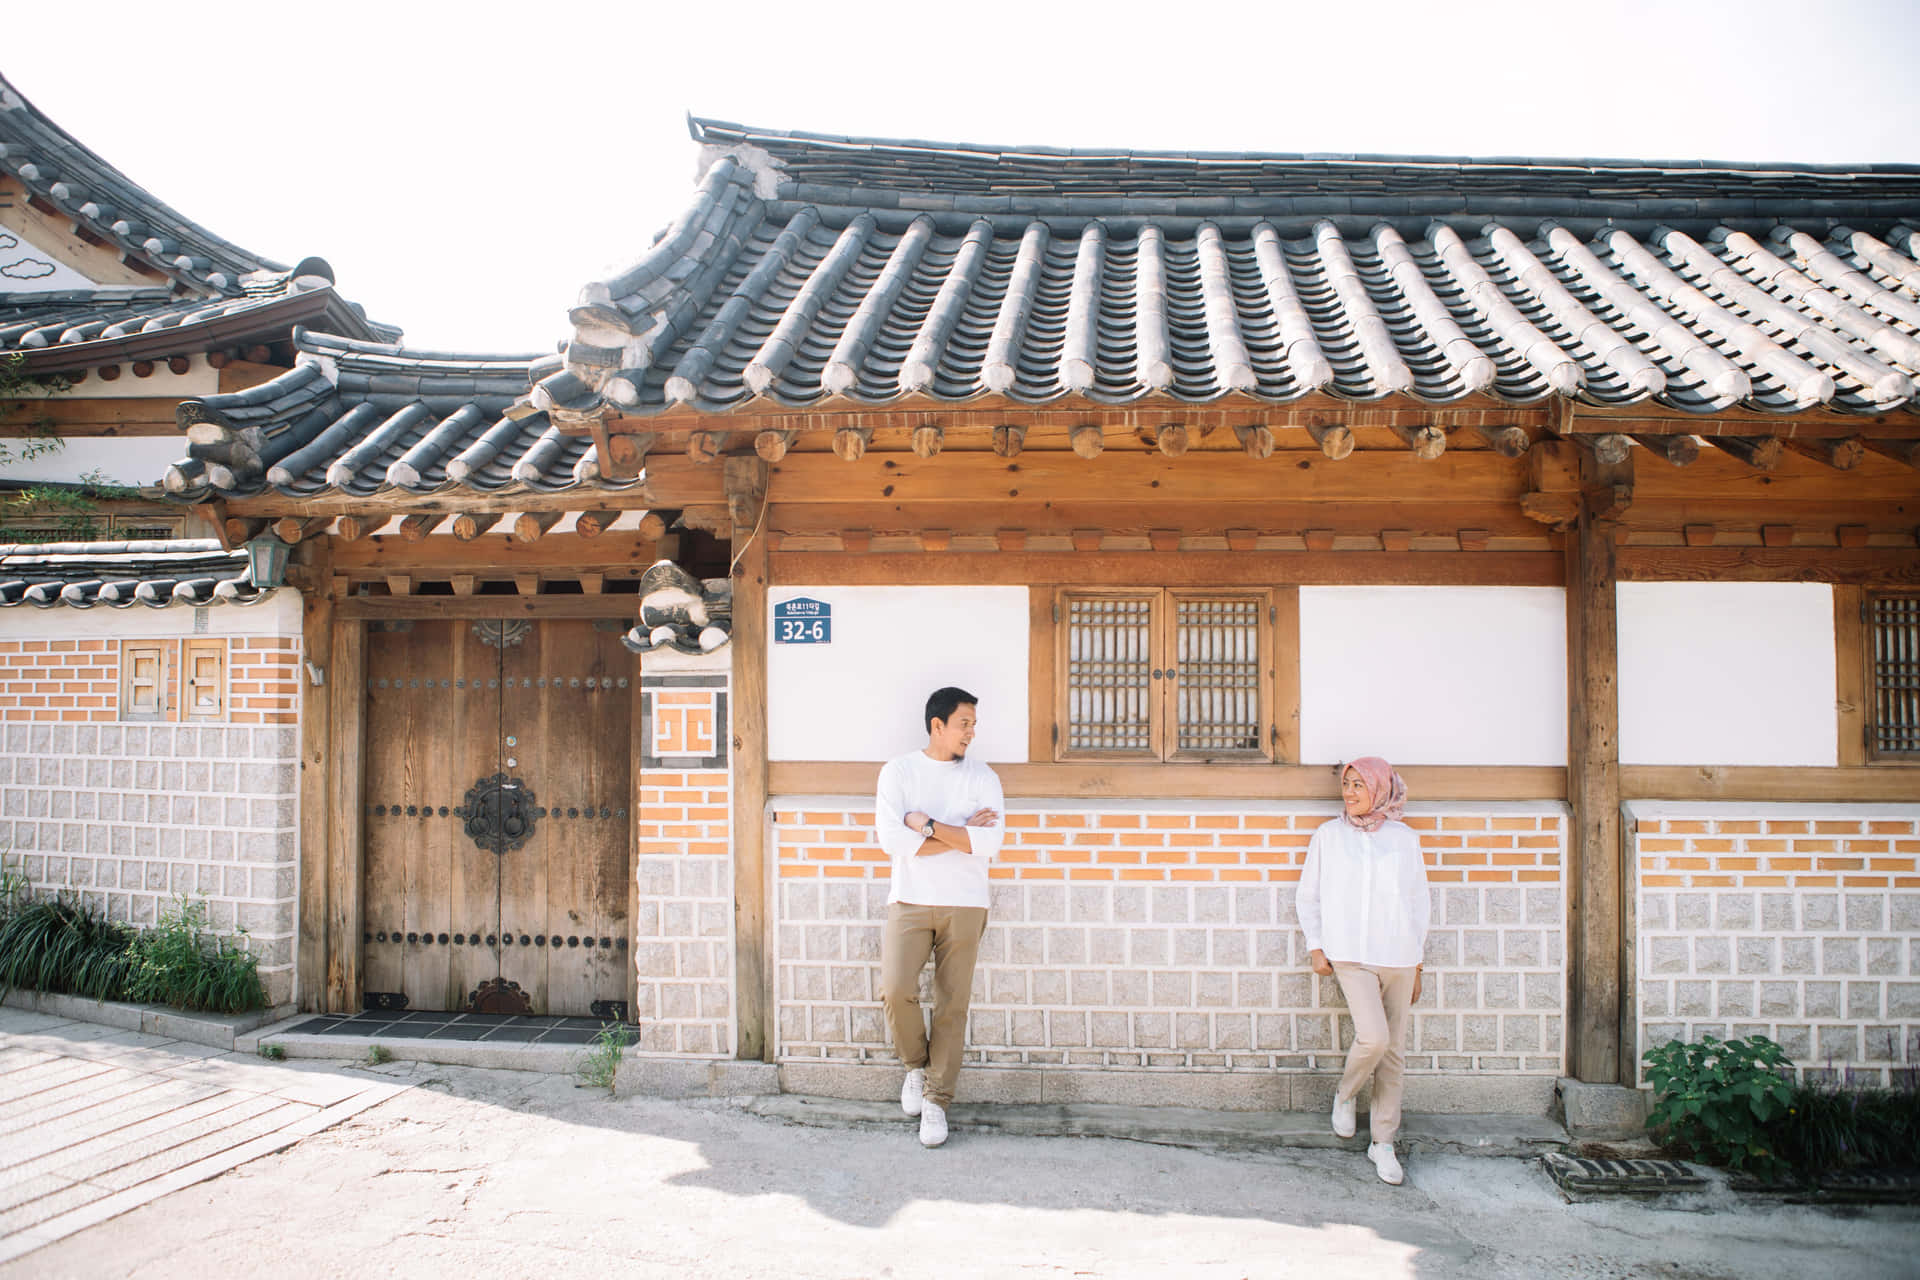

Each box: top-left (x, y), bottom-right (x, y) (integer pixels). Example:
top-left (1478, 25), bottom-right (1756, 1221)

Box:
top-left (0, 540), bottom-right (275, 609)
top-left (551, 121), bottom-right (1920, 421)
top-left (164, 331), bottom-right (636, 502)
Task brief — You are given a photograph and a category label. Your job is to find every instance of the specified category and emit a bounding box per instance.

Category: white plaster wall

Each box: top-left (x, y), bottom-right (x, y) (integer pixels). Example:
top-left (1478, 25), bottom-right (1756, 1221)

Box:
top-left (11, 354), bottom-right (219, 399)
top-left (0, 590), bottom-right (302, 639)
top-left (1618, 583), bottom-right (1836, 767)
top-left (767, 586), bottom-right (1028, 763)
top-left (4, 436), bottom-right (186, 487)
top-left (1299, 587), bottom-right (1567, 766)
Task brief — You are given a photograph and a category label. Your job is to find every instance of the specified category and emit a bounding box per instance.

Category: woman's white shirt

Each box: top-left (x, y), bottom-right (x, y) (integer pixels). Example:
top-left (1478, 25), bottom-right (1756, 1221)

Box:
top-left (1298, 816), bottom-right (1430, 968)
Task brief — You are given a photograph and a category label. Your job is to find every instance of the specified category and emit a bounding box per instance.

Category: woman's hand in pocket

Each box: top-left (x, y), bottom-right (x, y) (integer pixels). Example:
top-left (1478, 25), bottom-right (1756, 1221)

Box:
top-left (1309, 948), bottom-right (1332, 976)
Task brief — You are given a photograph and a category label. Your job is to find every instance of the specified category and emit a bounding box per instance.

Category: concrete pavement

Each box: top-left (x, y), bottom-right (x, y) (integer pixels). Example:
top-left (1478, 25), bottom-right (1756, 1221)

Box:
top-left (4, 1011), bottom-right (1917, 1278)
top-left (0, 1008), bottom-right (408, 1264)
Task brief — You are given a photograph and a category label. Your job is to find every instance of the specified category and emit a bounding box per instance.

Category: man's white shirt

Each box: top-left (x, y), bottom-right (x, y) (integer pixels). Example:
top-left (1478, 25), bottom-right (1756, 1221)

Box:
top-left (874, 751), bottom-right (1006, 908)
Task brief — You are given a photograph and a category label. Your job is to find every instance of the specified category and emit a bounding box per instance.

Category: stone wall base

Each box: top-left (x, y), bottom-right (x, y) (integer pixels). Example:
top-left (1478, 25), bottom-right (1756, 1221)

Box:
top-left (775, 1060), bottom-right (1556, 1115)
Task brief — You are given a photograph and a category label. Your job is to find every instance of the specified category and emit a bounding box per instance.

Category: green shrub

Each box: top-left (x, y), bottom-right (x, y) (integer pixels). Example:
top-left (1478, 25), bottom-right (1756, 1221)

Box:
top-left (1643, 1033), bottom-right (1794, 1179)
top-left (123, 897), bottom-right (266, 1015)
top-left (1764, 1048), bottom-right (1920, 1180)
top-left (0, 896), bottom-right (135, 1001)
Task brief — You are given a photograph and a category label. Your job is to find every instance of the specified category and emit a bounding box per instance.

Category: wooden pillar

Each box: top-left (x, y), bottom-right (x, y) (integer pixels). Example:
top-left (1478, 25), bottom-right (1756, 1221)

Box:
top-left (1565, 447), bottom-right (1630, 1083)
top-left (295, 543), bottom-right (334, 1011)
top-left (726, 457), bottom-right (771, 1061)
top-left (323, 615), bottom-right (367, 1013)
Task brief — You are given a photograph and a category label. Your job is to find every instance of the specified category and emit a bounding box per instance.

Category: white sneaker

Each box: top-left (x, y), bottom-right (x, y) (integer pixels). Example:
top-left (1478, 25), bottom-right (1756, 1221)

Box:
top-left (900, 1067), bottom-right (926, 1117)
top-left (1368, 1141), bottom-right (1404, 1185)
top-left (1331, 1093), bottom-right (1357, 1139)
top-left (919, 1099), bottom-right (948, 1147)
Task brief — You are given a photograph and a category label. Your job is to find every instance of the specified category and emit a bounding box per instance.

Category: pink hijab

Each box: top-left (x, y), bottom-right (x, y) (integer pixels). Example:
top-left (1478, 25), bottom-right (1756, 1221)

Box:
top-left (1342, 756), bottom-right (1407, 832)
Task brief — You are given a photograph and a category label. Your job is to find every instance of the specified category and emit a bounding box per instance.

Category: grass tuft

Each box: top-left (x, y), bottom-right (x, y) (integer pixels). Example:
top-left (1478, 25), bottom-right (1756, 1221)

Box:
top-left (576, 1021), bottom-right (636, 1092)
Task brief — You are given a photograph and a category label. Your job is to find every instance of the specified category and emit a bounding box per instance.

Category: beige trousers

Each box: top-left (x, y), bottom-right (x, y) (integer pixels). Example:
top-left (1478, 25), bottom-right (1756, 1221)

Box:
top-left (881, 901), bottom-right (988, 1108)
top-left (1331, 960), bottom-right (1419, 1143)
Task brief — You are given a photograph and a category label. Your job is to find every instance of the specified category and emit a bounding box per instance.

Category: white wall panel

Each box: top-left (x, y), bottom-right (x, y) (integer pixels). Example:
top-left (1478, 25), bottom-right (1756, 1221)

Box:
top-left (767, 586), bottom-right (1028, 763)
top-left (1300, 587), bottom-right (1567, 765)
top-left (1618, 582), bottom-right (1835, 766)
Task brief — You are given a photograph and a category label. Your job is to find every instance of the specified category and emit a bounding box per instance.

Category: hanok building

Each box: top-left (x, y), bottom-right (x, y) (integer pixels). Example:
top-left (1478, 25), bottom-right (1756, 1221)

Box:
top-left (6, 97), bottom-right (1920, 1111)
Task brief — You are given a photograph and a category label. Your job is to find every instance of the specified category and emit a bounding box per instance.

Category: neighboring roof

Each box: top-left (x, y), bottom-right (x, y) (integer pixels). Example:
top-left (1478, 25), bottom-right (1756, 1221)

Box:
top-left (0, 539), bottom-right (276, 608)
top-left (162, 330), bottom-right (631, 501)
top-left (0, 71), bottom-right (397, 372)
top-left (536, 119), bottom-right (1920, 422)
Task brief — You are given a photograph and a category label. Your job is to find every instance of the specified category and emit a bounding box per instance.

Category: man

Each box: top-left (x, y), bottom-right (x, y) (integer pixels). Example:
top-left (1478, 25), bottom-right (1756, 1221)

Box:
top-left (874, 686), bottom-right (1004, 1147)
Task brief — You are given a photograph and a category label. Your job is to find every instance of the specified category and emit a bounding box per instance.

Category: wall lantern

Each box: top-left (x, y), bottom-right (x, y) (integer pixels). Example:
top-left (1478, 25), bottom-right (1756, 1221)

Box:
top-left (244, 534), bottom-right (291, 589)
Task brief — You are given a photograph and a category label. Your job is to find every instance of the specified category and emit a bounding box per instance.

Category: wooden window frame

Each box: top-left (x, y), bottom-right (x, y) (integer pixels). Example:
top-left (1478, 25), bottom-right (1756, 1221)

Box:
top-left (120, 642), bottom-right (169, 721)
top-left (1052, 586), bottom-right (1279, 765)
top-left (181, 638), bottom-right (227, 723)
top-left (1859, 588), bottom-right (1920, 764)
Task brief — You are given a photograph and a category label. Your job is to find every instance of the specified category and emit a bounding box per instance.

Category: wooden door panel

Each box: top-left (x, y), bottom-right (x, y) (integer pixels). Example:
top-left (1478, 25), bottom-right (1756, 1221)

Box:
top-left (447, 622), bottom-right (505, 1010)
top-left (500, 620), bottom-right (632, 1017)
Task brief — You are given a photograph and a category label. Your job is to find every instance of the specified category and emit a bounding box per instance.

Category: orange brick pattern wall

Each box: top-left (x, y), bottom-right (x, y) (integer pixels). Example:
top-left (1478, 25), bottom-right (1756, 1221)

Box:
top-left (1634, 805), bottom-right (1920, 1086)
top-left (775, 802), bottom-right (1566, 1075)
top-left (634, 674), bottom-right (732, 1055)
top-left (0, 636), bottom-right (299, 724)
top-left (0, 639), bottom-right (117, 721)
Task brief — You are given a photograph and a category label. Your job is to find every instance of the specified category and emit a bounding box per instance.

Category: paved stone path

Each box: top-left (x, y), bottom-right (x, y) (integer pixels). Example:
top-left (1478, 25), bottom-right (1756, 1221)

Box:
top-left (0, 1008), bottom-right (408, 1265)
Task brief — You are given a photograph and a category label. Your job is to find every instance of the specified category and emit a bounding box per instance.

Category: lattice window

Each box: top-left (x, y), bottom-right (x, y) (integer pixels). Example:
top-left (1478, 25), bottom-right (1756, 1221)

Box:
top-left (1057, 589), bottom-right (1272, 761)
top-left (1868, 593), bottom-right (1920, 759)
top-left (1174, 596), bottom-right (1264, 756)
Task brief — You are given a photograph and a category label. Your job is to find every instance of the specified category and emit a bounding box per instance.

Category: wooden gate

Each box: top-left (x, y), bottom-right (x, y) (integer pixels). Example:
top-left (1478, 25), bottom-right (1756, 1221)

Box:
top-left (360, 617), bottom-right (632, 1016)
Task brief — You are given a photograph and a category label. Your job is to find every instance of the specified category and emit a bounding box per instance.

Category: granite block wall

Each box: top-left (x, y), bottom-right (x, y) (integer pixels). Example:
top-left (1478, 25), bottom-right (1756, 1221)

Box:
top-left (1632, 802), bottom-right (1920, 1085)
top-left (773, 801), bottom-right (1567, 1083)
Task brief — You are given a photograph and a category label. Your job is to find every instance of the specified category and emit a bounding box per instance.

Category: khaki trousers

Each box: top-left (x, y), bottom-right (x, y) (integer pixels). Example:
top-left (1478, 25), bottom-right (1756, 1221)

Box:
top-left (1331, 960), bottom-right (1419, 1143)
top-left (881, 901), bottom-right (988, 1108)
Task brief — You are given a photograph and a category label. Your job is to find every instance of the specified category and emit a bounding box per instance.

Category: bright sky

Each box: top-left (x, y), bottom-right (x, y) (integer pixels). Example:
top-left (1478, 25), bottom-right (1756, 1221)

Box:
top-left (6, 0), bottom-right (1918, 352)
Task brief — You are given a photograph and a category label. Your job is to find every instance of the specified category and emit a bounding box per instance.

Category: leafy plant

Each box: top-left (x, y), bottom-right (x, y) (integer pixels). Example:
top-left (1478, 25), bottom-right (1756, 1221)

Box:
top-left (257, 1042), bottom-right (287, 1061)
top-left (0, 896), bottom-right (135, 1001)
top-left (1643, 1033), bottom-right (1794, 1179)
top-left (1763, 1038), bottom-right (1920, 1180)
top-left (577, 1021), bottom-right (635, 1092)
top-left (123, 896), bottom-right (266, 1015)
top-left (364, 1044), bottom-right (393, 1066)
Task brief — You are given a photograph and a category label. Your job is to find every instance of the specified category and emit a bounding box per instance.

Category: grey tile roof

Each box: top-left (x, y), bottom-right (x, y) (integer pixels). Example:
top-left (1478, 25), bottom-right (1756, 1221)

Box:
top-left (0, 539), bottom-right (275, 608)
top-left (164, 331), bottom-right (637, 501)
top-left (539, 120), bottom-right (1920, 421)
top-left (0, 72), bottom-right (398, 371)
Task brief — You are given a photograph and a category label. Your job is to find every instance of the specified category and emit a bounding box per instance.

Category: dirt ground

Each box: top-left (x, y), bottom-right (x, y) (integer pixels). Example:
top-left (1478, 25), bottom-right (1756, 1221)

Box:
top-left (7, 1060), bottom-right (1917, 1280)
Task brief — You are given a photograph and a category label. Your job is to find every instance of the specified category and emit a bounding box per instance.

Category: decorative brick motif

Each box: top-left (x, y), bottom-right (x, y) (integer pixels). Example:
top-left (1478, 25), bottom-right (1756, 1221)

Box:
top-left (1633, 805), bottom-right (1920, 1086)
top-left (774, 802), bottom-right (1566, 1076)
top-left (0, 720), bottom-right (300, 1002)
top-left (634, 670), bottom-right (732, 1055)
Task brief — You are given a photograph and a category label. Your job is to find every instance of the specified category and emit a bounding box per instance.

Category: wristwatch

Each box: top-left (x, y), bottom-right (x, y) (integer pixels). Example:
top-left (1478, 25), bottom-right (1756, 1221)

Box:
top-left (920, 818), bottom-right (936, 838)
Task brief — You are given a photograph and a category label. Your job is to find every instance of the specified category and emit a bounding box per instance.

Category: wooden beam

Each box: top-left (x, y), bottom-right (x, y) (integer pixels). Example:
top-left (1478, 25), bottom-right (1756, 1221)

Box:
top-left (1629, 433), bottom-right (1698, 466)
top-left (1834, 585), bottom-right (1867, 768)
top-left (726, 456), bottom-right (772, 1063)
top-left (1618, 546), bottom-right (1920, 585)
top-left (1566, 448), bottom-right (1626, 1085)
top-left (335, 514), bottom-right (378, 542)
top-left (1620, 766), bottom-right (1920, 803)
top-left (450, 513), bottom-right (488, 542)
top-left (296, 542), bottom-right (334, 1010)
top-left (397, 513), bottom-right (446, 542)
top-left (574, 510), bottom-right (619, 539)
top-left (1862, 437), bottom-right (1920, 469)
top-left (1470, 423), bottom-right (1532, 458)
top-left (512, 510), bottom-right (565, 543)
top-left (335, 595), bottom-right (646, 620)
top-left (1782, 435), bottom-right (1865, 471)
top-left (771, 550), bottom-right (1563, 586)
top-left (688, 431), bottom-right (725, 465)
top-left (993, 425), bottom-right (1027, 457)
top-left (605, 432), bottom-right (651, 479)
top-left (271, 516), bottom-right (332, 544)
top-left (754, 429), bottom-right (797, 462)
top-left (1388, 422), bottom-right (1446, 459)
top-left (1233, 423), bottom-right (1275, 459)
top-left (832, 426), bottom-right (872, 461)
top-left (323, 615), bottom-right (365, 1013)
top-left (1070, 425), bottom-right (1105, 459)
top-left (770, 761), bottom-right (1567, 801)
top-left (1155, 424), bottom-right (1190, 458)
top-left (1706, 435), bottom-right (1783, 470)
top-left (637, 512), bottom-right (668, 540)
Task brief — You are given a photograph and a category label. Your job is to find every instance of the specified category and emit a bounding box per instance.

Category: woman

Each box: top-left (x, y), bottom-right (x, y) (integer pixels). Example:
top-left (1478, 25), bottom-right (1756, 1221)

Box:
top-left (1298, 756), bottom-right (1431, 1186)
